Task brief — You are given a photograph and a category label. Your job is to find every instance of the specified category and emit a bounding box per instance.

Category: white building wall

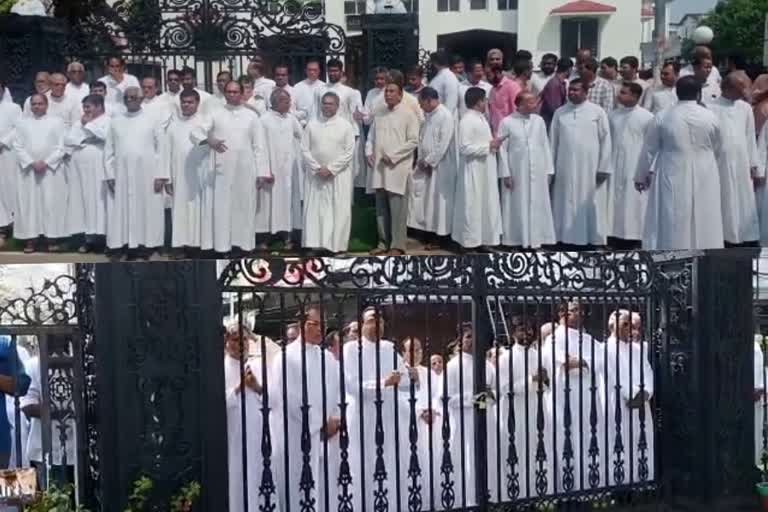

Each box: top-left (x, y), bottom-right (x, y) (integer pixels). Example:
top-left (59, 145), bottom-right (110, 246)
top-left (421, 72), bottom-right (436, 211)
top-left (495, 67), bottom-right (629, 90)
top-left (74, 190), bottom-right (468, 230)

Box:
top-left (417, 1), bottom-right (519, 53)
top-left (597, 0), bottom-right (643, 59)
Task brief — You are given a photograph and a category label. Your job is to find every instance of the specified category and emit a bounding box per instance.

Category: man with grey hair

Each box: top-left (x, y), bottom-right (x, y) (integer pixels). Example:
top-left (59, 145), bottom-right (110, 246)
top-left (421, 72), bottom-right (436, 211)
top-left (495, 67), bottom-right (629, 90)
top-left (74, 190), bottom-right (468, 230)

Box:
top-left (65, 62), bottom-right (90, 103)
top-left (104, 86), bottom-right (167, 255)
top-left (301, 91), bottom-right (355, 254)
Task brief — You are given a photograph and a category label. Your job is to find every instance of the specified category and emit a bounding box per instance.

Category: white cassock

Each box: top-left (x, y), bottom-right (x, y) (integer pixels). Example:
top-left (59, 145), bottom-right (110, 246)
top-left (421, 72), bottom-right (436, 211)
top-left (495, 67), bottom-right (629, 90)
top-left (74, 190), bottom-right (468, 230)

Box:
top-left (604, 337), bottom-right (655, 485)
top-left (641, 86), bottom-right (677, 115)
top-left (709, 97), bottom-right (760, 244)
top-left (162, 113), bottom-right (208, 248)
top-left (13, 114), bottom-right (67, 239)
top-left (316, 82), bottom-right (364, 184)
top-left (606, 105), bottom-right (653, 241)
top-left (192, 104), bottom-right (268, 253)
top-left (756, 341), bottom-right (766, 468)
top-left (225, 354), bottom-right (271, 512)
top-left (636, 101), bottom-right (724, 250)
top-left (0, 101), bottom-right (21, 227)
top-left (429, 68), bottom-right (460, 117)
top-left (293, 79), bottom-right (326, 126)
top-left (98, 73), bottom-right (141, 108)
top-left (439, 352), bottom-right (496, 507)
top-left (270, 341), bottom-right (340, 512)
top-left (301, 114), bottom-right (356, 253)
top-left (550, 101), bottom-right (612, 246)
top-left (359, 87), bottom-right (384, 190)
top-left (253, 77), bottom-right (276, 113)
top-left (496, 343), bottom-right (555, 500)
top-left (458, 81), bottom-right (492, 118)
top-left (497, 112), bottom-right (556, 248)
top-left (343, 338), bottom-right (410, 512)
top-left (104, 109), bottom-right (166, 249)
top-left (408, 103), bottom-right (457, 236)
top-left (63, 114), bottom-right (110, 236)
top-left (452, 109), bottom-right (502, 248)
top-left (548, 326), bottom-right (607, 492)
top-left (701, 81), bottom-right (722, 105)
top-left (257, 110), bottom-right (303, 235)
top-left (24, 92), bottom-right (79, 128)
top-left (411, 367), bottom-right (444, 510)
top-left (65, 82), bottom-right (90, 104)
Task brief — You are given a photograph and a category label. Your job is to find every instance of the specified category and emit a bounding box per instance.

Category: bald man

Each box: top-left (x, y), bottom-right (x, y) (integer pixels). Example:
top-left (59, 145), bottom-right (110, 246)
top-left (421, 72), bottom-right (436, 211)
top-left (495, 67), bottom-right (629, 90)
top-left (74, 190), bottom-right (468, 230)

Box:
top-left (680, 45), bottom-right (722, 89)
top-left (65, 62), bottom-right (90, 103)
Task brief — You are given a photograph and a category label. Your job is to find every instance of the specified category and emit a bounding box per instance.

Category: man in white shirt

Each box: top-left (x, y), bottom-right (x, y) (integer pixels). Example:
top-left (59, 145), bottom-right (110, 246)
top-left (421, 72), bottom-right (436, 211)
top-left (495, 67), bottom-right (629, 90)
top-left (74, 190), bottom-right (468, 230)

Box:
top-left (619, 55), bottom-right (650, 97)
top-left (530, 53), bottom-right (558, 97)
top-left (180, 66), bottom-right (212, 114)
top-left (693, 57), bottom-right (721, 104)
top-left (21, 72), bottom-right (50, 114)
top-left (642, 61), bottom-right (679, 114)
top-left (680, 45), bottom-right (722, 89)
top-left (158, 68), bottom-right (182, 111)
top-left (459, 59), bottom-right (492, 118)
top-left (98, 56), bottom-right (140, 107)
top-left (293, 59), bottom-right (326, 126)
top-left (64, 62), bottom-right (90, 104)
top-left (247, 55), bottom-right (276, 111)
top-left (214, 70), bottom-right (231, 103)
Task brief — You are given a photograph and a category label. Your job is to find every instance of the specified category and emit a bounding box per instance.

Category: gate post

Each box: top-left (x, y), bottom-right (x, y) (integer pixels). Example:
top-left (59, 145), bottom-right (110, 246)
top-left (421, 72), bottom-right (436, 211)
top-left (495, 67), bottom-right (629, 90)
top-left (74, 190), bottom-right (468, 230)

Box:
top-left (471, 255), bottom-right (491, 507)
top-left (657, 249), bottom-right (760, 510)
top-left (361, 13), bottom-right (419, 94)
top-left (93, 261), bottom-right (227, 511)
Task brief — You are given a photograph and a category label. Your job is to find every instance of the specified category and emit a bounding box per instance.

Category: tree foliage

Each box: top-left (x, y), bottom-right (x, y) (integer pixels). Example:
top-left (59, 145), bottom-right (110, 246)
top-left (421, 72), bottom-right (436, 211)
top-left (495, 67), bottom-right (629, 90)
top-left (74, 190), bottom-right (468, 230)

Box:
top-left (702, 0), bottom-right (768, 59)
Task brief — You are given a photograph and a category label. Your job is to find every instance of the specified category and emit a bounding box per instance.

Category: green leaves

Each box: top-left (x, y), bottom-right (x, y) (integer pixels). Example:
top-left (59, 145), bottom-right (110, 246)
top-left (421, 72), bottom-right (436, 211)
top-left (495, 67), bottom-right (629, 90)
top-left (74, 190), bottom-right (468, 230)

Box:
top-left (701, 0), bottom-right (768, 59)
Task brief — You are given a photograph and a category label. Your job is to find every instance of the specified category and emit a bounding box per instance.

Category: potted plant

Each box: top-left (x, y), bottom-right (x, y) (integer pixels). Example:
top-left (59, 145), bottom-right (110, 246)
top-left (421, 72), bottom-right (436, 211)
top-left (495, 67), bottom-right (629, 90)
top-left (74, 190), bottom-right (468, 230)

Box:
top-left (26, 482), bottom-right (89, 512)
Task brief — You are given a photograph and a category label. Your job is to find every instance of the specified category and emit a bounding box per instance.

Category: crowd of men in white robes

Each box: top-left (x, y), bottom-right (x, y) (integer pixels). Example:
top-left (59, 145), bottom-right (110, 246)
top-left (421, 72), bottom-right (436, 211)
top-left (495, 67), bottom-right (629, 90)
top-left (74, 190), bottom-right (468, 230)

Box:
top-left (2, 45), bottom-right (768, 255)
top-left (223, 303), bottom-right (656, 511)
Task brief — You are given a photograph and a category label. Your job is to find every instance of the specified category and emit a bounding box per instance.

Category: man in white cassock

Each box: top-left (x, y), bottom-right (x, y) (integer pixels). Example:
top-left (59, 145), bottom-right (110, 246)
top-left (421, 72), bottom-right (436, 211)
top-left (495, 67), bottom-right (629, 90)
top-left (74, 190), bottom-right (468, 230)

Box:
top-left (140, 76), bottom-right (173, 127)
top-left (104, 87), bottom-right (167, 254)
top-left (547, 301), bottom-right (606, 492)
top-left (755, 335), bottom-right (766, 468)
top-left (709, 73), bottom-right (761, 247)
top-left (192, 80), bottom-right (268, 254)
top-left (343, 307), bottom-right (413, 512)
top-left (440, 324), bottom-right (496, 507)
top-left (293, 59), bottom-right (326, 127)
top-left (13, 94), bottom-right (67, 253)
top-left (65, 62), bottom-right (90, 104)
top-left (270, 306), bottom-right (341, 512)
top-left (302, 91), bottom-right (356, 254)
top-left (158, 69), bottom-right (182, 111)
top-left (606, 82), bottom-right (653, 250)
top-left (429, 51), bottom-right (460, 117)
top-left (98, 56), bottom-right (140, 108)
top-left (64, 94), bottom-right (110, 253)
top-left (551, 79), bottom-right (612, 248)
top-left (89, 80), bottom-right (125, 118)
top-left (408, 86), bottom-right (457, 249)
top-left (353, 67), bottom-right (389, 191)
top-left (162, 89), bottom-right (208, 253)
top-left (256, 89), bottom-right (303, 249)
top-left (497, 91), bottom-right (556, 249)
top-left (21, 72), bottom-right (50, 115)
top-left (496, 325), bottom-right (554, 499)
top-left (641, 61), bottom-right (679, 114)
top-left (0, 81), bottom-right (21, 248)
top-left (459, 60), bottom-right (492, 118)
top-left (180, 67), bottom-right (214, 115)
top-left (247, 56), bottom-right (276, 113)
top-left (605, 311), bottom-right (655, 485)
top-left (452, 87), bottom-right (503, 250)
top-left (28, 73), bottom-right (79, 128)
top-left (635, 76), bottom-right (724, 250)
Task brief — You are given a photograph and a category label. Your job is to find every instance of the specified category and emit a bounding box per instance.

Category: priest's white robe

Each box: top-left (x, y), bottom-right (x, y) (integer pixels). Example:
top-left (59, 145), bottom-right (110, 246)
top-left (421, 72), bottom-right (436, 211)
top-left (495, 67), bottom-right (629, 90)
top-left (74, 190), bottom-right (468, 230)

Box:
top-left (497, 112), bottom-right (556, 248)
top-left (13, 115), bottom-right (68, 239)
top-left (257, 111), bottom-right (303, 234)
top-left (293, 79), bottom-right (326, 126)
top-left (604, 337), bottom-right (655, 485)
top-left (607, 105), bottom-right (653, 241)
top-left (24, 92), bottom-right (79, 128)
top-left (163, 113), bottom-right (208, 248)
top-left (636, 101), bottom-right (724, 250)
top-left (709, 97), bottom-right (760, 244)
top-left (270, 341), bottom-right (340, 512)
top-left (358, 87), bottom-right (384, 190)
top-left (253, 77), bottom-right (276, 113)
top-left (225, 354), bottom-right (271, 512)
top-left (63, 114), bottom-right (109, 236)
top-left (343, 338), bottom-right (410, 511)
top-left (496, 343), bottom-right (555, 499)
top-left (316, 82), bottom-right (364, 183)
top-left (451, 109), bottom-right (502, 248)
top-left (104, 110), bottom-right (166, 249)
top-left (429, 68), bottom-right (460, 116)
top-left (439, 352), bottom-right (496, 507)
top-left (701, 81), bottom-right (722, 105)
top-left (301, 115), bottom-right (356, 252)
top-left (551, 101), bottom-right (613, 246)
top-left (97, 73), bottom-right (140, 108)
top-left (641, 86), bottom-right (677, 114)
top-left (756, 341), bottom-right (766, 468)
top-left (191, 104), bottom-right (268, 252)
top-left (0, 102), bottom-right (21, 227)
top-left (65, 82), bottom-right (90, 104)
top-left (412, 366), bottom-right (444, 510)
top-left (408, 104), bottom-right (457, 236)
top-left (458, 80), bottom-right (492, 118)
top-left (548, 326), bottom-right (607, 492)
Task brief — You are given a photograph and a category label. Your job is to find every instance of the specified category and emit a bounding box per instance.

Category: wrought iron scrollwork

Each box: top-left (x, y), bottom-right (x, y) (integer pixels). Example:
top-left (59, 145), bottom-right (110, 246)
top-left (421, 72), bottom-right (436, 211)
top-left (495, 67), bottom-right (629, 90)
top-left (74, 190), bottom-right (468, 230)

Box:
top-left (0, 273), bottom-right (78, 326)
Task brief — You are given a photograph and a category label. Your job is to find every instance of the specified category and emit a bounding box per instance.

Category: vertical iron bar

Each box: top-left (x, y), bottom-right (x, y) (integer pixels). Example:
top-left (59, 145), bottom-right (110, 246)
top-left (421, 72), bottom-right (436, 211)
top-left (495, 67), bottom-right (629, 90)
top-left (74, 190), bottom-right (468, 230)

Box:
top-left (472, 255), bottom-right (490, 509)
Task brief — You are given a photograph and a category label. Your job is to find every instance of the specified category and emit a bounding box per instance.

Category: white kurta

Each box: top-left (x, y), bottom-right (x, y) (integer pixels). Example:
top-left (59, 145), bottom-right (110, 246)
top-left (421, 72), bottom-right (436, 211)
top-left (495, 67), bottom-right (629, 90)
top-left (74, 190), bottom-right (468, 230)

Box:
top-left (408, 104), bottom-right (457, 236)
top-left (24, 92), bottom-right (79, 128)
top-left (497, 112), bottom-right (556, 248)
top-left (293, 79), bottom-right (326, 126)
top-left (302, 115), bottom-right (356, 252)
top-left (163, 113), bottom-right (209, 248)
top-left (458, 80), bottom-right (492, 118)
top-left (65, 82), bottom-right (90, 104)
top-left (13, 115), bottom-right (67, 239)
top-left (548, 326), bottom-right (607, 492)
top-left (709, 97), bottom-right (760, 244)
top-left (604, 337), bottom-right (655, 485)
top-left (641, 86), bottom-right (677, 114)
top-left (192, 104), bottom-right (268, 252)
top-left (63, 114), bottom-right (110, 236)
top-left (496, 344), bottom-right (555, 499)
top-left (756, 341), bottom-right (766, 468)
top-left (636, 101), bottom-right (724, 250)
top-left (607, 105), bottom-right (653, 241)
top-left (0, 102), bottom-right (21, 227)
top-left (429, 68), bottom-right (460, 116)
top-left (98, 73), bottom-right (141, 108)
top-left (104, 110), bottom-right (166, 249)
top-left (452, 109), bottom-right (502, 248)
top-left (253, 77), bottom-right (276, 109)
top-left (551, 101), bottom-right (612, 246)
top-left (258, 111), bottom-right (303, 234)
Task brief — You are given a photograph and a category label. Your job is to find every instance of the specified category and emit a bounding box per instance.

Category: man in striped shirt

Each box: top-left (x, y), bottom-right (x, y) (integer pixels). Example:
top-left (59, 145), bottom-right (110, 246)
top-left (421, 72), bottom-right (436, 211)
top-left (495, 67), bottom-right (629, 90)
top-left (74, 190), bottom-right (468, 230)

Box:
top-left (580, 57), bottom-right (615, 112)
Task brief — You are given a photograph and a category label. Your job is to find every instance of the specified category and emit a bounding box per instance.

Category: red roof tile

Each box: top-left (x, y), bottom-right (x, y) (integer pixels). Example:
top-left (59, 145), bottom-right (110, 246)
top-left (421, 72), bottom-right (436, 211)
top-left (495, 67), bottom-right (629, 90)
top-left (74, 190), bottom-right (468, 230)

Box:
top-left (550, 0), bottom-right (617, 15)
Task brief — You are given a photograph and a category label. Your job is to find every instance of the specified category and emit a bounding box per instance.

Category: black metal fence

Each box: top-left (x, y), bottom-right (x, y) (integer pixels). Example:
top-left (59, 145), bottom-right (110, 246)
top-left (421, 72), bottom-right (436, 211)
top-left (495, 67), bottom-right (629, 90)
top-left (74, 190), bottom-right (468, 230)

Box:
top-left (218, 254), bottom-right (663, 511)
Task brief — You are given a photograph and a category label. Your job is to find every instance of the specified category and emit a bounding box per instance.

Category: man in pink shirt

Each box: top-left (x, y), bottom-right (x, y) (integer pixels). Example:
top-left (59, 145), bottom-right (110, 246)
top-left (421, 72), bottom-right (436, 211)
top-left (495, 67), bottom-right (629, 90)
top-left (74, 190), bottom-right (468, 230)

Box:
top-left (487, 65), bottom-right (521, 136)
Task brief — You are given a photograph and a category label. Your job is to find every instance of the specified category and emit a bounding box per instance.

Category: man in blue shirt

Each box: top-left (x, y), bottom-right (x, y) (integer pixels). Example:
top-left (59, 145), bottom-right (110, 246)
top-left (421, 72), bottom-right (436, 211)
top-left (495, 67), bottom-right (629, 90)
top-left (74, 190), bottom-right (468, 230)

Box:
top-left (0, 336), bottom-right (30, 468)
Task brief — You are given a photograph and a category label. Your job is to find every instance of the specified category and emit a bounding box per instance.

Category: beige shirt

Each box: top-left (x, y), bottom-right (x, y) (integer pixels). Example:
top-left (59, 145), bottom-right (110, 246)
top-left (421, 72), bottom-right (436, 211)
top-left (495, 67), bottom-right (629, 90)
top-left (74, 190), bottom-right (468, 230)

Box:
top-left (366, 102), bottom-right (420, 195)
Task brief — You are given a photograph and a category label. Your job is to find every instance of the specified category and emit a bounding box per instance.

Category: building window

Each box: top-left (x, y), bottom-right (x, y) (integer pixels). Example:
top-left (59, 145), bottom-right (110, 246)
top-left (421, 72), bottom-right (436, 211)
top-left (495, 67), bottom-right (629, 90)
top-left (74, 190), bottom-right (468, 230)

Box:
top-left (470, 0), bottom-right (487, 9)
top-left (437, 0), bottom-right (459, 12)
top-left (497, 0), bottom-right (517, 9)
top-left (344, 0), bottom-right (365, 30)
top-left (404, 0), bottom-right (420, 11)
top-left (560, 18), bottom-right (599, 60)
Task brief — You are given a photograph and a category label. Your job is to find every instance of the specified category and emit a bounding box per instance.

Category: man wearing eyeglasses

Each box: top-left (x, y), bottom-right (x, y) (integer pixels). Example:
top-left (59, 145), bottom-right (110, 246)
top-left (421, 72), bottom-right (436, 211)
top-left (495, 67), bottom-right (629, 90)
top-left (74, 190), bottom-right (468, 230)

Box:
top-left (64, 62), bottom-right (90, 104)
